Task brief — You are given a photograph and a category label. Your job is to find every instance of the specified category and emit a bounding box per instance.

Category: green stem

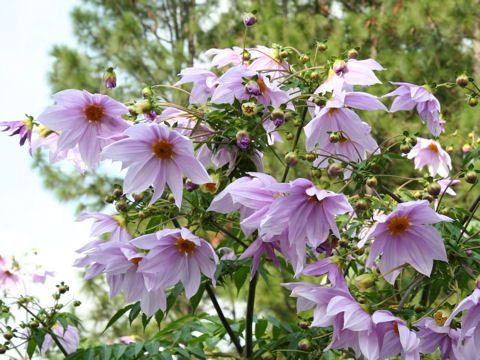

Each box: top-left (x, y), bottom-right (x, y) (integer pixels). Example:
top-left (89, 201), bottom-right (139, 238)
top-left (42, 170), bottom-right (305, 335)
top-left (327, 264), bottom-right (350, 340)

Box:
top-left (245, 273), bottom-right (258, 358)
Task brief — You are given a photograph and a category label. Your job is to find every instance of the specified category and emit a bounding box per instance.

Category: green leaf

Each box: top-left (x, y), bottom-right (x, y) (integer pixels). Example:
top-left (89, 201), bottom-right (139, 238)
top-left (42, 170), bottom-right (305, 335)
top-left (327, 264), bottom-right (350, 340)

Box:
top-left (255, 319), bottom-right (268, 339)
top-left (103, 304), bottom-right (134, 333)
top-left (190, 283), bottom-right (206, 312)
top-left (234, 265), bottom-right (250, 293)
top-left (155, 309), bottom-right (164, 328)
top-left (27, 338), bottom-right (36, 358)
top-left (129, 302), bottom-right (141, 325)
top-left (101, 344), bottom-right (112, 360)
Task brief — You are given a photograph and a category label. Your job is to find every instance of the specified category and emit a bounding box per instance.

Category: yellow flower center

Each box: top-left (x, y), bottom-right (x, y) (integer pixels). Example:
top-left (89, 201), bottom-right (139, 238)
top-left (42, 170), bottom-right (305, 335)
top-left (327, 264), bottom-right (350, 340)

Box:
top-left (152, 139), bottom-right (174, 160)
top-left (434, 311), bottom-right (447, 326)
top-left (84, 104), bottom-right (105, 123)
top-left (130, 257), bottom-right (143, 267)
top-left (175, 237), bottom-right (197, 255)
top-left (387, 215), bottom-right (411, 235)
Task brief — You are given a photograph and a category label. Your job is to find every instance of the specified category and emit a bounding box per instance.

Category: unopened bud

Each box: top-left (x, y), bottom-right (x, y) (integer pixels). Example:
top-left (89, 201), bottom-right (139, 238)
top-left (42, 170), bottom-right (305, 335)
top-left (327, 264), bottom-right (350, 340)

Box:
top-left (366, 177), bottom-right (377, 188)
top-left (310, 169), bottom-right (322, 178)
top-left (456, 74), bottom-right (469, 87)
top-left (142, 87), bottom-right (153, 98)
top-left (298, 320), bottom-right (310, 330)
top-left (327, 163), bottom-right (343, 178)
top-left (310, 71), bottom-right (322, 81)
top-left (271, 108), bottom-right (285, 127)
top-left (298, 338), bottom-right (311, 351)
top-left (347, 49), bottom-right (358, 59)
top-left (299, 54), bottom-right (310, 64)
top-left (236, 130), bottom-right (251, 150)
top-left (186, 180), bottom-right (199, 192)
top-left (317, 42), bottom-right (328, 52)
top-left (285, 132), bottom-right (294, 141)
top-left (465, 171), bottom-right (478, 184)
top-left (3, 331), bottom-right (13, 341)
top-left (73, 300), bottom-right (82, 307)
top-left (427, 183), bottom-right (442, 196)
top-left (355, 199), bottom-right (369, 211)
top-left (462, 144), bottom-right (473, 154)
top-left (305, 152), bottom-right (316, 162)
top-left (103, 67), bottom-right (117, 89)
top-left (243, 13), bottom-right (257, 27)
top-left (353, 273), bottom-right (376, 292)
top-left (400, 143), bottom-right (412, 154)
top-left (132, 192), bottom-right (144, 202)
top-left (469, 97), bottom-right (478, 107)
top-left (329, 132), bottom-right (341, 143)
top-left (285, 152), bottom-right (298, 167)
top-left (115, 200), bottom-right (128, 212)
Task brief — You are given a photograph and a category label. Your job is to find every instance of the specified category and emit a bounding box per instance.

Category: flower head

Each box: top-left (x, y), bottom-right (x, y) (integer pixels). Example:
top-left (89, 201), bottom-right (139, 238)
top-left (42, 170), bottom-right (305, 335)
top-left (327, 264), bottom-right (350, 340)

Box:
top-left (205, 47), bottom-right (244, 68)
top-left (102, 123), bottom-right (210, 207)
top-left (37, 89), bottom-right (129, 169)
top-left (407, 138), bottom-right (452, 177)
top-left (77, 211), bottom-right (131, 242)
top-left (41, 325), bottom-right (80, 355)
top-left (446, 285), bottom-right (480, 344)
top-left (384, 82), bottom-right (443, 136)
top-left (0, 116), bottom-right (33, 147)
top-left (365, 200), bottom-right (451, 284)
top-left (131, 228), bottom-right (218, 299)
top-left (176, 68), bottom-right (219, 104)
top-left (415, 315), bottom-right (459, 359)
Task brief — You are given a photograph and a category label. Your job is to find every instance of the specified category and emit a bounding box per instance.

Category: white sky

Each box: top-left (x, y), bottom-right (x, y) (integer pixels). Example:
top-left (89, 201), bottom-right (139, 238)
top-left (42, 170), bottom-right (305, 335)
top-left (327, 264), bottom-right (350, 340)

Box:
top-left (0, 0), bottom-right (90, 301)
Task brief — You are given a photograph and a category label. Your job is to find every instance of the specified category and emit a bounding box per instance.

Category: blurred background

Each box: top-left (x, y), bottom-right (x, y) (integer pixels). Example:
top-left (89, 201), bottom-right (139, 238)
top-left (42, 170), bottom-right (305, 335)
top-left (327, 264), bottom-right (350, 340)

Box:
top-left (1, 0), bottom-right (479, 346)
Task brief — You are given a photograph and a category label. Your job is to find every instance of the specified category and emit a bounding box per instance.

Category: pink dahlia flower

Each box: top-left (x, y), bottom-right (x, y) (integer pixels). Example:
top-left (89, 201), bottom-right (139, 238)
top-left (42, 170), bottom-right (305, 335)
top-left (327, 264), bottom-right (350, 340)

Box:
top-left (208, 172), bottom-right (277, 236)
top-left (102, 123), bottom-right (210, 207)
top-left (211, 65), bottom-right (290, 108)
top-left (261, 179), bottom-right (352, 274)
top-left (132, 228), bottom-right (218, 299)
top-left (407, 138), bottom-right (452, 177)
top-left (176, 67), bottom-right (219, 104)
top-left (37, 89), bottom-right (129, 169)
top-left (0, 117), bottom-right (33, 147)
top-left (384, 82), bottom-right (444, 136)
top-left (77, 211), bottom-right (131, 242)
top-left (41, 325), bottom-right (80, 355)
top-left (365, 200), bottom-right (451, 284)
top-left (74, 240), bottom-right (166, 316)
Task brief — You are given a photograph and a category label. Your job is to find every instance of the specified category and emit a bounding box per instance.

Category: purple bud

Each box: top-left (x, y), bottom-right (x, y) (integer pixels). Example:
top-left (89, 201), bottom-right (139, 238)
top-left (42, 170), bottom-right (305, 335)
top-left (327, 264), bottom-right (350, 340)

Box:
top-left (236, 130), bottom-right (251, 150)
top-left (186, 180), bottom-right (199, 192)
top-left (103, 67), bottom-right (117, 89)
top-left (333, 60), bottom-right (347, 76)
top-left (243, 13), bottom-right (257, 27)
top-left (271, 108), bottom-right (285, 128)
top-left (245, 80), bottom-right (261, 96)
top-left (144, 111), bottom-right (157, 121)
top-left (285, 152), bottom-right (298, 167)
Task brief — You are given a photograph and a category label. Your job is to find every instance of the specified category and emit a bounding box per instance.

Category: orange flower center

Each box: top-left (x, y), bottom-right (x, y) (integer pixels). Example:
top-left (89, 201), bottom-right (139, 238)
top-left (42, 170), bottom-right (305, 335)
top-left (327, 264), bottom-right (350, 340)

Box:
top-left (338, 133), bottom-right (349, 143)
top-left (392, 322), bottom-right (399, 335)
top-left (152, 139), bottom-right (174, 160)
top-left (387, 215), bottom-right (411, 235)
top-left (130, 257), bottom-right (143, 267)
top-left (4, 270), bottom-right (14, 277)
top-left (428, 142), bottom-right (439, 153)
top-left (84, 104), bottom-right (104, 123)
top-left (328, 108), bottom-right (339, 114)
top-left (256, 79), bottom-right (267, 94)
top-left (175, 237), bottom-right (197, 255)
top-left (434, 311), bottom-right (447, 326)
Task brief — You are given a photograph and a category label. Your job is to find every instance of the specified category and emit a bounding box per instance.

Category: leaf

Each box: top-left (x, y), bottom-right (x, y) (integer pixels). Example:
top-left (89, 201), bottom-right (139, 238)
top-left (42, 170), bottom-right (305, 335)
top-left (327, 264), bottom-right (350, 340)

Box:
top-left (142, 313), bottom-right (151, 330)
top-left (255, 319), bottom-right (268, 339)
top-left (129, 302), bottom-right (141, 325)
top-left (190, 283), bottom-right (206, 312)
top-left (234, 265), bottom-right (250, 293)
top-left (101, 344), bottom-right (112, 360)
top-left (155, 309), bottom-right (164, 328)
top-left (103, 304), bottom-right (134, 333)
top-left (27, 338), bottom-right (36, 359)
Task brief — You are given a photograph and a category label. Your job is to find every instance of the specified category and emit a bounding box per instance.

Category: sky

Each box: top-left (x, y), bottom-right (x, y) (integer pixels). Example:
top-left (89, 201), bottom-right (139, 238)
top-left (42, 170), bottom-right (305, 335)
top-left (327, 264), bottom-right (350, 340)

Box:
top-left (0, 0), bottom-right (90, 301)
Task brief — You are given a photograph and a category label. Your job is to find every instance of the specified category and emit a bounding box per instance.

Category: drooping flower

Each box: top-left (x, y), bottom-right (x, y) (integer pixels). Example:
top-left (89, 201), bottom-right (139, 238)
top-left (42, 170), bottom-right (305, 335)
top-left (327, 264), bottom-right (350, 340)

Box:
top-left (131, 228), bottom-right (218, 299)
top-left (239, 237), bottom-right (280, 277)
top-left (74, 240), bottom-right (166, 316)
top-left (365, 200), bottom-right (451, 284)
top-left (446, 284), bottom-right (480, 349)
top-left (208, 172), bottom-right (278, 236)
top-left (415, 313), bottom-right (460, 360)
top-left (406, 138), bottom-right (452, 177)
top-left (205, 47), bottom-right (244, 68)
top-left (77, 212), bottom-right (131, 242)
top-left (211, 65), bottom-right (290, 108)
top-left (261, 179), bottom-right (352, 274)
top-left (438, 179), bottom-right (460, 196)
top-left (102, 123), bottom-right (211, 207)
top-left (304, 88), bottom-right (386, 164)
top-left (383, 82), bottom-right (443, 136)
top-left (37, 89), bottom-right (130, 169)
top-left (176, 68), bottom-right (219, 104)
top-left (0, 116), bottom-right (33, 147)
top-left (41, 325), bottom-right (80, 355)
top-left (302, 257), bottom-right (347, 290)
top-left (318, 58), bottom-right (384, 93)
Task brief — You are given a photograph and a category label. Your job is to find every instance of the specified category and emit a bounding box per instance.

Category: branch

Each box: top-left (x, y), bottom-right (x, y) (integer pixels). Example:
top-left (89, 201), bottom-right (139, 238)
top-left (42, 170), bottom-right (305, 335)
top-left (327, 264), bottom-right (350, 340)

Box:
top-left (245, 273), bottom-right (258, 358)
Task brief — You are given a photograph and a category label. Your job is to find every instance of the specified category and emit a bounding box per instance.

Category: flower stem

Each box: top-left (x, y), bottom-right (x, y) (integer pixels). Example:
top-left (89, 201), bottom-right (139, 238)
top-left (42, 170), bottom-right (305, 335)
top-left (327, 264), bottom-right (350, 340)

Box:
top-left (245, 273), bottom-right (258, 358)
top-left (205, 283), bottom-right (243, 356)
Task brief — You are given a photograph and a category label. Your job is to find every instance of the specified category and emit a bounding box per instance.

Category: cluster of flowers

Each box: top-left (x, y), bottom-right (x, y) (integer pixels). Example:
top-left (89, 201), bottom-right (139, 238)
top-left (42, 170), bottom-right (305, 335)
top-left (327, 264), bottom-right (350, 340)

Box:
top-left (0, 254), bottom-right (53, 289)
top-left (1, 38), bottom-right (477, 359)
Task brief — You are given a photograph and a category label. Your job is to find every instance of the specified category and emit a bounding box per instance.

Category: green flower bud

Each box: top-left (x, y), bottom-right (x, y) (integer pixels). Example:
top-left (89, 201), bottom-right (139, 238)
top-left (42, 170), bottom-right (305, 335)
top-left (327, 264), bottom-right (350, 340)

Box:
top-left (347, 49), bottom-right (359, 59)
top-left (456, 74), bottom-right (469, 87)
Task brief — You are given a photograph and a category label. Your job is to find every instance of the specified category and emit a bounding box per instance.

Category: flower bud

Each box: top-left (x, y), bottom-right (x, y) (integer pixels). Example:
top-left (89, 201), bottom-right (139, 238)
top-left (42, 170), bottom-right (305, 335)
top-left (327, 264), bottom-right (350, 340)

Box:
top-left (305, 152), bottom-right (316, 162)
top-left (446, 145), bottom-right (454, 153)
top-left (353, 273), bottom-right (376, 292)
top-left (329, 132), bottom-right (341, 143)
top-left (142, 87), bottom-right (153, 98)
top-left (466, 249), bottom-right (473, 257)
top-left (271, 108), bottom-right (285, 127)
top-left (298, 320), bottom-right (310, 329)
top-left (292, 119), bottom-right (302, 127)
top-left (285, 152), bottom-right (298, 167)
top-left (245, 80), bottom-right (261, 96)
top-left (3, 331), bottom-right (13, 341)
top-left (333, 59), bottom-right (347, 75)
top-left (469, 97), bottom-right (478, 107)
top-left (0, 345), bottom-right (7, 354)
top-left (327, 163), bottom-right (343, 178)
top-left (285, 132), bottom-right (294, 141)
top-left (236, 130), bottom-right (251, 150)
top-left (260, 352), bottom-right (274, 360)
top-left (298, 338), bottom-right (311, 351)
top-left (310, 169), bottom-right (322, 178)
top-left (115, 200), bottom-right (128, 212)
top-left (103, 67), bottom-right (117, 89)
top-left (136, 99), bottom-right (153, 114)
top-left (299, 54), bottom-right (310, 63)
top-left (347, 49), bottom-right (359, 59)
top-left (29, 320), bottom-right (40, 329)
top-left (186, 180), bottom-right (199, 192)
top-left (73, 300), bottom-right (82, 307)
top-left (355, 198), bottom-right (369, 212)
top-left (456, 74), bottom-right (469, 87)
top-left (241, 102), bottom-right (259, 117)
top-left (314, 96), bottom-right (327, 107)
top-left (310, 71), bottom-right (322, 81)
top-left (317, 42), bottom-right (328, 52)
top-left (400, 143), bottom-right (412, 154)
top-left (132, 192), bottom-right (144, 202)
top-left (413, 191), bottom-right (423, 200)
top-left (427, 183), bottom-right (442, 196)
top-left (112, 187), bottom-right (123, 199)
top-left (422, 193), bottom-right (434, 202)
top-left (338, 238), bottom-right (349, 247)
top-left (243, 13), bottom-right (257, 27)
top-left (366, 177), bottom-right (377, 188)
top-left (279, 49), bottom-right (289, 59)
top-left (462, 144), bottom-right (472, 154)
top-left (465, 171), bottom-right (478, 184)
top-left (242, 50), bottom-right (251, 61)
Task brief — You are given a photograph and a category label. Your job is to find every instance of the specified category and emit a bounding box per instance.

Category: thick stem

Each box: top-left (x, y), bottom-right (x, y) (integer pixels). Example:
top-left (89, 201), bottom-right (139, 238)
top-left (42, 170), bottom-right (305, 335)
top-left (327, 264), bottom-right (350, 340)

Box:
top-left (205, 283), bottom-right (243, 356)
top-left (245, 273), bottom-right (258, 358)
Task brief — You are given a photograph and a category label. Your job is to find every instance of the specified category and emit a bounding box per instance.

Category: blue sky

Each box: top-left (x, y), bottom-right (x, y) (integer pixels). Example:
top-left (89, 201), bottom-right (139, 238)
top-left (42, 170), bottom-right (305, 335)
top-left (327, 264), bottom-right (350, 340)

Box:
top-left (0, 0), bottom-right (91, 299)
